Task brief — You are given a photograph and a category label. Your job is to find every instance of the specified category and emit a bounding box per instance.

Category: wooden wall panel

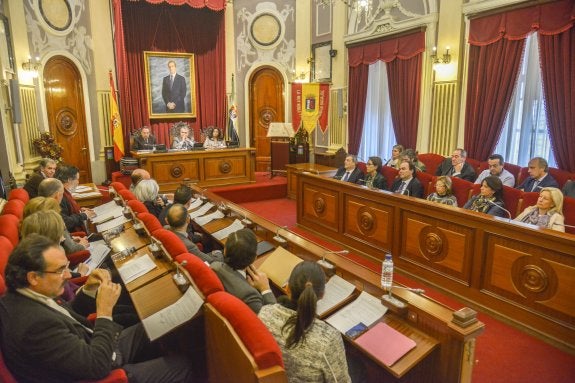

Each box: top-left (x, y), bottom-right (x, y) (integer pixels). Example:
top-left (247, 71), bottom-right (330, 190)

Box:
top-left (151, 159), bottom-right (200, 183)
top-left (301, 182), bottom-right (339, 232)
top-left (203, 156), bottom-right (247, 179)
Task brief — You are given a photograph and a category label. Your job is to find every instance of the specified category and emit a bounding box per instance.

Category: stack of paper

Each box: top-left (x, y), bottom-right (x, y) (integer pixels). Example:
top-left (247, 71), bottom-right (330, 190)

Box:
top-left (189, 202), bottom-right (214, 219)
top-left (325, 292), bottom-right (387, 334)
top-left (212, 219), bottom-right (244, 241)
top-left (96, 216), bottom-right (129, 232)
top-left (188, 198), bottom-right (203, 210)
top-left (74, 185), bottom-right (94, 193)
top-left (194, 210), bottom-right (225, 226)
top-left (316, 275), bottom-right (356, 317)
top-left (82, 241), bottom-right (111, 274)
top-left (92, 200), bottom-right (119, 216)
top-left (257, 247), bottom-right (303, 288)
top-left (117, 254), bottom-right (157, 284)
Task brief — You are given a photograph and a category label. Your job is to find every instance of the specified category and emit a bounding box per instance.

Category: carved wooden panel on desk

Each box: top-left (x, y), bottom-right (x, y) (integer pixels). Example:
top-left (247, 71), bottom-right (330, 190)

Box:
top-left (300, 181), bottom-right (340, 232)
top-left (400, 211), bottom-right (475, 287)
top-left (483, 234), bottom-right (575, 327)
top-left (151, 159), bottom-right (200, 183)
top-left (203, 156), bottom-right (247, 180)
top-left (344, 193), bottom-right (393, 262)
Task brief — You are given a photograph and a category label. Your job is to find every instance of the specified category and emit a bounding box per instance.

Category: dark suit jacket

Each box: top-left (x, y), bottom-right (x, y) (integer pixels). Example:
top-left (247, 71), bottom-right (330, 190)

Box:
top-left (390, 177), bottom-right (424, 198)
top-left (365, 172), bottom-right (387, 190)
top-left (167, 227), bottom-right (222, 264)
top-left (23, 172), bottom-right (45, 199)
top-left (0, 291), bottom-right (121, 383)
top-left (516, 174), bottom-right (559, 192)
top-left (334, 167), bottom-right (364, 185)
top-left (210, 261), bottom-right (276, 313)
top-left (463, 195), bottom-right (508, 218)
top-left (162, 73), bottom-right (187, 113)
top-left (132, 134), bottom-right (157, 150)
top-left (435, 158), bottom-right (476, 182)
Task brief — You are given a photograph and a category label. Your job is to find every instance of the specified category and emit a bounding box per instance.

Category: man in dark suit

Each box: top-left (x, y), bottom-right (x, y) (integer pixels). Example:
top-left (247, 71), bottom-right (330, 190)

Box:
top-left (210, 228), bottom-right (276, 313)
top-left (0, 234), bottom-right (192, 383)
top-left (390, 160), bottom-right (424, 198)
top-left (435, 148), bottom-right (476, 182)
top-left (161, 60), bottom-right (187, 113)
top-left (333, 154), bottom-right (365, 184)
top-left (165, 204), bottom-right (223, 264)
top-left (516, 157), bottom-right (559, 192)
top-left (23, 158), bottom-right (57, 199)
top-left (132, 126), bottom-right (157, 150)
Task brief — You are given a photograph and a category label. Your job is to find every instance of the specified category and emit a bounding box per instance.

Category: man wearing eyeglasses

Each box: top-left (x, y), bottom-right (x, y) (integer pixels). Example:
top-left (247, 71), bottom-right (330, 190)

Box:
top-left (0, 234), bottom-right (193, 383)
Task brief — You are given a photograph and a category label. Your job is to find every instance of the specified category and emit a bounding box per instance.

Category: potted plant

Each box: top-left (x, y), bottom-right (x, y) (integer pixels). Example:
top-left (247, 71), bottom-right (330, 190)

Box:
top-left (32, 132), bottom-right (64, 163)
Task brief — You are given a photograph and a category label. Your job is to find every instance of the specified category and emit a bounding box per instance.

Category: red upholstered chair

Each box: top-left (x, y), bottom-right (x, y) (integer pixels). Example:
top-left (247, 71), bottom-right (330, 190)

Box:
top-left (111, 172), bottom-right (131, 190)
top-left (451, 177), bottom-right (475, 208)
top-left (7, 188), bottom-right (29, 204)
top-left (548, 167), bottom-right (572, 189)
top-left (380, 166), bottom-right (399, 190)
top-left (118, 189), bottom-right (136, 202)
top-left (517, 167), bottom-right (529, 187)
top-left (520, 191), bottom-right (539, 212)
top-left (110, 181), bottom-right (127, 192)
top-left (67, 249), bottom-right (91, 268)
top-left (0, 236), bottom-right (15, 276)
top-left (504, 163), bottom-right (522, 187)
top-left (205, 291), bottom-right (286, 383)
top-left (175, 253), bottom-right (224, 297)
top-left (152, 229), bottom-right (187, 259)
top-left (1, 199), bottom-right (25, 221)
top-left (562, 196), bottom-right (575, 235)
top-left (138, 212), bottom-right (163, 234)
top-left (415, 171), bottom-right (434, 197)
top-left (466, 158), bottom-right (482, 175)
top-left (0, 214), bottom-right (19, 247)
top-left (356, 162), bottom-right (367, 174)
top-left (126, 199), bottom-right (148, 215)
top-left (417, 153), bottom-right (445, 175)
top-left (501, 186), bottom-right (523, 218)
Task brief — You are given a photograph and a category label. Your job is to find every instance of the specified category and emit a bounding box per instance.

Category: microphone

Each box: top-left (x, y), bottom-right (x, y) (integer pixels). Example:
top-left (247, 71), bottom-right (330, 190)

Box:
top-left (333, 174), bottom-right (343, 180)
top-left (173, 260), bottom-right (190, 293)
top-left (273, 226), bottom-right (288, 245)
top-left (486, 200), bottom-right (512, 220)
top-left (392, 286), bottom-right (425, 295)
top-left (317, 250), bottom-right (349, 271)
top-left (549, 222), bottom-right (575, 230)
top-left (241, 212), bottom-right (253, 228)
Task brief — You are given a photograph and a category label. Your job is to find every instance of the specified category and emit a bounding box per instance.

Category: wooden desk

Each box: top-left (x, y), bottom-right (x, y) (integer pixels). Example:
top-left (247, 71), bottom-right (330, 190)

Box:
top-left (107, 225), bottom-right (151, 254)
top-left (113, 246), bottom-right (173, 293)
top-left (73, 183), bottom-right (103, 207)
top-left (295, 171), bottom-right (575, 353)
top-left (132, 148), bottom-right (256, 192)
top-left (193, 185), bottom-right (484, 383)
top-left (285, 163), bottom-right (337, 199)
top-left (129, 272), bottom-right (186, 319)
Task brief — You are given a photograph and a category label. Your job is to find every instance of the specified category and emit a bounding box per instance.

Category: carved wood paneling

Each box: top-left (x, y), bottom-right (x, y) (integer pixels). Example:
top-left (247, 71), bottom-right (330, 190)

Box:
top-left (301, 182), bottom-right (339, 232)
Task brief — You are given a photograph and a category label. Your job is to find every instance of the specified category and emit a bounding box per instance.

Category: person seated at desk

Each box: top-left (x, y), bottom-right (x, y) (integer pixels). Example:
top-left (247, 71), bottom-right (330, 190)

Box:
top-left (158, 184), bottom-right (203, 243)
top-left (132, 126), bottom-right (157, 151)
top-left (134, 179), bottom-right (165, 218)
top-left (171, 123), bottom-right (195, 150)
top-left (427, 176), bottom-right (458, 206)
top-left (23, 158), bottom-right (57, 199)
top-left (464, 175), bottom-right (507, 217)
top-left (333, 154), bottom-right (364, 184)
top-left (474, 154), bottom-right (515, 187)
top-left (385, 144), bottom-right (404, 169)
top-left (203, 126), bottom-right (226, 149)
top-left (401, 148), bottom-right (426, 172)
top-left (364, 156), bottom-right (387, 190)
top-left (436, 148), bottom-right (476, 182)
top-left (165, 204), bottom-right (223, 264)
top-left (0, 234), bottom-right (193, 383)
top-left (129, 168), bottom-right (151, 192)
top-left (258, 261), bottom-right (351, 383)
top-left (516, 157), bottom-right (559, 192)
top-left (56, 165), bottom-right (96, 232)
top-left (211, 228), bottom-right (276, 313)
top-left (515, 187), bottom-right (565, 232)
top-left (390, 160), bottom-right (424, 198)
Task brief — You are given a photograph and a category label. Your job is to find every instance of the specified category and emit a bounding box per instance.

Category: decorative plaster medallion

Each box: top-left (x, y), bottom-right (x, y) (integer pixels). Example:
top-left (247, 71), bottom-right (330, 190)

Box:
top-left (250, 13), bottom-right (282, 48)
top-left (39, 0), bottom-right (72, 32)
top-left (418, 226), bottom-right (447, 261)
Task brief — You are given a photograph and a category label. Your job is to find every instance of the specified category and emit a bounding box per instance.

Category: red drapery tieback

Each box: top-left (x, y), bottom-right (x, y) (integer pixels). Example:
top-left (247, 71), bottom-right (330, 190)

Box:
top-left (129, 0), bottom-right (226, 11)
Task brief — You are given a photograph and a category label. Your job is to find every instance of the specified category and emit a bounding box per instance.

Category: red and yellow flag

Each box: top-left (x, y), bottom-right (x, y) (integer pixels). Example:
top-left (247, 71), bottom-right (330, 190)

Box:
top-left (109, 70), bottom-right (124, 161)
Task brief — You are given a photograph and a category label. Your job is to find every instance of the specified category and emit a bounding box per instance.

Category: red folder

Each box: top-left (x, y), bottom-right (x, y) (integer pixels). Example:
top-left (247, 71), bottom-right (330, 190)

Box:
top-left (354, 322), bottom-right (416, 366)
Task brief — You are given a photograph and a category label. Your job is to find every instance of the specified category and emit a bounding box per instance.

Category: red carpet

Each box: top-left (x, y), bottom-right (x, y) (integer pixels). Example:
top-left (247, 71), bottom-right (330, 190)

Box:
top-left (239, 196), bottom-right (575, 383)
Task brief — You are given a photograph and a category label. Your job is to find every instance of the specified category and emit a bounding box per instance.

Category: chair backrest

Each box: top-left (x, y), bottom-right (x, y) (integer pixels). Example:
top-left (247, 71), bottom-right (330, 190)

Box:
top-left (205, 291), bottom-right (286, 383)
top-left (548, 167), bottom-right (573, 189)
top-left (517, 167), bottom-right (530, 186)
top-left (138, 212), bottom-right (163, 234)
top-left (175, 253), bottom-right (224, 297)
top-left (380, 166), bottom-right (398, 190)
top-left (356, 162), bottom-right (367, 174)
top-left (417, 153), bottom-right (445, 175)
top-left (451, 177), bottom-right (475, 208)
top-left (503, 163), bottom-right (522, 186)
top-left (110, 181), bottom-right (127, 192)
top-left (152, 228), bottom-right (188, 259)
top-left (501, 185), bottom-right (523, 218)
top-left (0, 236), bottom-right (14, 276)
top-left (520, 192), bottom-right (539, 212)
top-left (465, 158), bottom-right (482, 175)
top-left (7, 188), bottom-right (29, 204)
top-left (415, 171), bottom-right (434, 197)
top-left (0, 215), bottom-right (19, 247)
top-left (126, 199), bottom-right (148, 215)
top-left (118, 189), bottom-right (137, 202)
top-left (0, 199), bottom-right (25, 221)
top-left (562, 196), bottom-right (575, 235)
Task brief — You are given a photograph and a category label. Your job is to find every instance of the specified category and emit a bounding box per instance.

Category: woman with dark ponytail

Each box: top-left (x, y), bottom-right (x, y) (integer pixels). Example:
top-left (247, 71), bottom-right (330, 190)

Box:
top-left (258, 261), bottom-right (351, 382)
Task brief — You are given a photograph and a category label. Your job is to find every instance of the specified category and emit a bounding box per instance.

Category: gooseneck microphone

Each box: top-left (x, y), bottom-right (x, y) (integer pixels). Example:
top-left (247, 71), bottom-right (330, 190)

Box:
top-left (273, 226), bottom-right (288, 245)
top-left (486, 200), bottom-right (512, 220)
top-left (317, 250), bottom-right (349, 269)
top-left (392, 286), bottom-right (425, 295)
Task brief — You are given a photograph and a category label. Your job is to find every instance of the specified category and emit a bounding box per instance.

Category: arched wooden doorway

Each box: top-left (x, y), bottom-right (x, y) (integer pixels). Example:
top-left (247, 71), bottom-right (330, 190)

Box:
top-left (43, 56), bottom-right (92, 183)
top-left (249, 66), bottom-right (285, 172)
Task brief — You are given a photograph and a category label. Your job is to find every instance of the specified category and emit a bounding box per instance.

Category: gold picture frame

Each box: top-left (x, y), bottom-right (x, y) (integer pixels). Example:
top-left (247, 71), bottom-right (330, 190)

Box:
top-left (144, 51), bottom-right (196, 119)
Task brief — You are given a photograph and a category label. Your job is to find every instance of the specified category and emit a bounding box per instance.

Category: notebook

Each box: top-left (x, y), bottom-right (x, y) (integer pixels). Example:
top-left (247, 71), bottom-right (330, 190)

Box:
top-left (354, 322), bottom-right (416, 366)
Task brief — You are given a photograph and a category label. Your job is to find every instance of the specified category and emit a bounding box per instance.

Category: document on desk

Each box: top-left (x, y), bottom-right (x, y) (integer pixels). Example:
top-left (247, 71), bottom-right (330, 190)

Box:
top-left (194, 209), bottom-right (224, 226)
top-left (92, 200), bottom-right (118, 216)
top-left (72, 191), bottom-right (102, 198)
top-left (74, 185), bottom-right (94, 193)
top-left (96, 216), bottom-right (129, 233)
top-left (317, 275), bottom-right (356, 317)
top-left (326, 291), bottom-right (387, 334)
top-left (142, 285), bottom-right (204, 341)
top-left (117, 254), bottom-right (157, 284)
top-left (188, 202), bottom-right (214, 219)
top-left (91, 205), bottom-right (124, 224)
top-left (83, 241), bottom-right (111, 274)
top-left (212, 219), bottom-right (244, 241)
top-left (355, 322), bottom-right (416, 366)
top-left (258, 247), bottom-right (303, 288)
top-left (188, 198), bottom-right (203, 210)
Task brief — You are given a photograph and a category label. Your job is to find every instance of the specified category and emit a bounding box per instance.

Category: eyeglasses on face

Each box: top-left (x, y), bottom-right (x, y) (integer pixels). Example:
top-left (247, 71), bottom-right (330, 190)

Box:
top-left (41, 261), bottom-right (71, 277)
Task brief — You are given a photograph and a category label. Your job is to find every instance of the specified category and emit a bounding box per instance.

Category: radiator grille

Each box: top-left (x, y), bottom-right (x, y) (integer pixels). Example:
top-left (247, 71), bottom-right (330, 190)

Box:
top-left (20, 85), bottom-right (40, 156)
top-left (430, 81), bottom-right (457, 155)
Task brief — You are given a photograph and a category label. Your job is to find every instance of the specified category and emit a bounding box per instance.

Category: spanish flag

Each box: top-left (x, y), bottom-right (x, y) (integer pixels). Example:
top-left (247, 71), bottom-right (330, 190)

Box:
top-left (109, 70), bottom-right (124, 161)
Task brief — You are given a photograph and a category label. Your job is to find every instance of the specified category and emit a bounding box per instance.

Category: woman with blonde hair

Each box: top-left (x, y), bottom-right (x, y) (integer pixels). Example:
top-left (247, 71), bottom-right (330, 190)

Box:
top-left (514, 187), bottom-right (565, 232)
top-left (427, 176), bottom-right (458, 206)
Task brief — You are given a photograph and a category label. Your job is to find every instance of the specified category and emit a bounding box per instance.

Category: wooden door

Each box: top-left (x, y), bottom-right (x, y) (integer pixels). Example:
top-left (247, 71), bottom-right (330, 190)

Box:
top-left (249, 67), bottom-right (284, 172)
top-left (43, 56), bottom-right (92, 183)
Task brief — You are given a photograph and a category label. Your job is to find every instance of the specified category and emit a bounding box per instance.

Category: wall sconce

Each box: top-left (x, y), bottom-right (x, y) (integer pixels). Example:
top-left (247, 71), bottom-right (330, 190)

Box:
top-left (329, 49), bottom-right (338, 58)
top-left (431, 46), bottom-right (451, 65)
top-left (22, 56), bottom-right (41, 77)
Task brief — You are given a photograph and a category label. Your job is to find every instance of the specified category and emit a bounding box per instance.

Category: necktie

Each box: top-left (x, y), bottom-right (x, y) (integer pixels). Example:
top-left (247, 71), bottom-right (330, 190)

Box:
top-left (342, 172), bottom-right (351, 182)
top-left (532, 180), bottom-right (540, 192)
top-left (170, 75), bottom-right (174, 88)
top-left (398, 181), bottom-right (407, 194)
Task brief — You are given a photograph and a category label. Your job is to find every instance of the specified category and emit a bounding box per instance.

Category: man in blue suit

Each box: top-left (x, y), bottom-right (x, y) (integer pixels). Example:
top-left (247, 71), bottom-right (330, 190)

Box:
top-left (516, 157), bottom-right (559, 192)
top-left (161, 60), bottom-right (187, 113)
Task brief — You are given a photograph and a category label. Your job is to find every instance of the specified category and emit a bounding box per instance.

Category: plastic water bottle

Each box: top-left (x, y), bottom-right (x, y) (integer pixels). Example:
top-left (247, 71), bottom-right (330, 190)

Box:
top-left (381, 253), bottom-right (394, 294)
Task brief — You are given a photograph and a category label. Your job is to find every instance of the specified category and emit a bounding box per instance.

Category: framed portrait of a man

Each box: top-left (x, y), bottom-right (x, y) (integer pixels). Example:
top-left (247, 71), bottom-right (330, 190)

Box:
top-left (144, 51), bottom-right (196, 119)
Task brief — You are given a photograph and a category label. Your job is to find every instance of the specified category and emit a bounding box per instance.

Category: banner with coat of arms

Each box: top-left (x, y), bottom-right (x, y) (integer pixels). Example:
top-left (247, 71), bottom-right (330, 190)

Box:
top-left (291, 83), bottom-right (329, 134)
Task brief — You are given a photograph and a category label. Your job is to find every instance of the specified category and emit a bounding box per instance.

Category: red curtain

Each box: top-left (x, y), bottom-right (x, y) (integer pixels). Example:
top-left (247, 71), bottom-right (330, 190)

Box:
top-left (539, 25), bottom-right (575, 172)
top-left (112, 0), bottom-right (226, 150)
top-left (141, 0), bottom-right (226, 10)
top-left (347, 31), bottom-right (425, 154)
top-left (465, 0), bottom-right (575, 163)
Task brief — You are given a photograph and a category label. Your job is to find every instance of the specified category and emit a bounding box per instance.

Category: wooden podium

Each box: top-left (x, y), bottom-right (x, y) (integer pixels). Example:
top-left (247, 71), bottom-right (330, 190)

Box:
top-left (267, 122), bottom-right (294, 178)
